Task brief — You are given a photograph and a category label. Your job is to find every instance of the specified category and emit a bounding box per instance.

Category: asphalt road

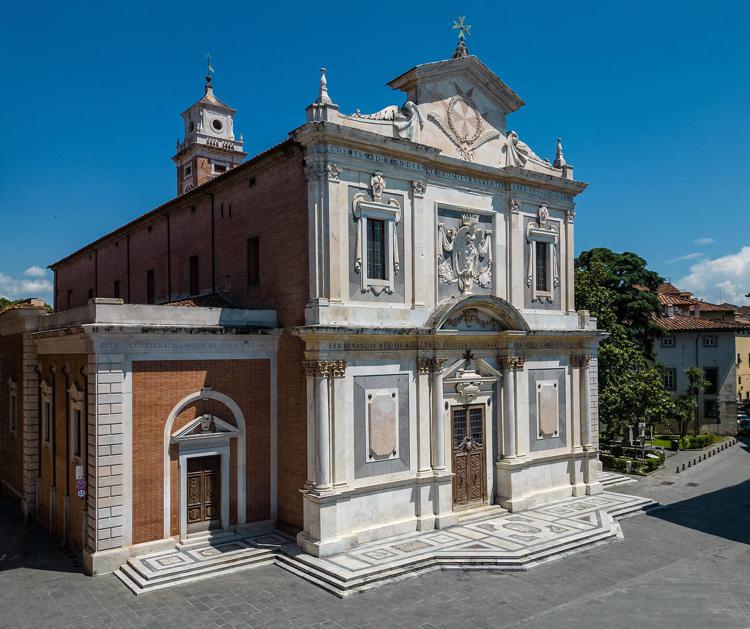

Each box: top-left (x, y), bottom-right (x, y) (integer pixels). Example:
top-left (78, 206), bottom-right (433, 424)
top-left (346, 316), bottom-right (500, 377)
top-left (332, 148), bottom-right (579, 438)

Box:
top-left (0, 440), bottom-right (748, 629)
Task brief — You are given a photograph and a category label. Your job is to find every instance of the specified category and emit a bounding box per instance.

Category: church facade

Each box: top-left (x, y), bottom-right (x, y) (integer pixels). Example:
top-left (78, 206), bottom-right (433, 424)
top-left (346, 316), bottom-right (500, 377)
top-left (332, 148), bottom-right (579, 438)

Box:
top-left (0, 42), bottom-right (603, 574)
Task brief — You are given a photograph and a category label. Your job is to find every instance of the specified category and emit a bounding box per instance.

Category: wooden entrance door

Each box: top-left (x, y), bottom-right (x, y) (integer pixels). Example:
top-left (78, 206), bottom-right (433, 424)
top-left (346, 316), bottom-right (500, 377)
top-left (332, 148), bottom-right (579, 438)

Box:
top-left (451, 405), bottom-right (486, 507)
top-left (186, 455), bottom-right (221, 532)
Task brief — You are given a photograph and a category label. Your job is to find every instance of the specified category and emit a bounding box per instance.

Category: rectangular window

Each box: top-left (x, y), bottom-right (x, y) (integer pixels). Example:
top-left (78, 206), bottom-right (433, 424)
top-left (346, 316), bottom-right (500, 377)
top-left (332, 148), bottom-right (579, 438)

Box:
top-left (67, 289), bottom-right (73, 309)
top-left (366, 219), bottom-right (386, 280)
top-left (703, 335), bottom-right (717, 347)
top-left (42, 400), bottom-right (52, 445)
top-left (72, 409), bottom-right (82, 458)
top-left (184, 165), bottom-right (192, 176)
top-left (113, 280), bottom-right (120, 298)
top-left (703, 399), bottom-right (719, 420)
top-left (146, 270), bottom-right (155, 304)
top-left (189, 255), bottom-right (199, 296)
top-left (9, 390), bottom-right (17, 434)
top-left (664, 368), bottom-right (676, 391)
top-left (246, 237), bottom-right (260, 286)
top-left (661, 337), bottom-right (674, 348)
top-left (535, 242), bottom-right (548, 292)
top-left (213, 163), bottom-right (227, 173)
top-left (703, 367), bottom-right (719, 394)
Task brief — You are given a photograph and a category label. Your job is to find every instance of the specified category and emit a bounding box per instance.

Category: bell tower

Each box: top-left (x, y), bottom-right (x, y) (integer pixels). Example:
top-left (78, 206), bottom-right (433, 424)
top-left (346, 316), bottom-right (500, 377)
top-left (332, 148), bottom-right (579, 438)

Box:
top-left (172, 69), bottom-right (247, 195)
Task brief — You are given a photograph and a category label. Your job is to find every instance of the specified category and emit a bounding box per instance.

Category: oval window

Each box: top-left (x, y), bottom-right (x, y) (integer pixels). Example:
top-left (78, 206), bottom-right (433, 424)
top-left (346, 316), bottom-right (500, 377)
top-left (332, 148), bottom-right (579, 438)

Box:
top-left (212, 119), bottom-right (223, 132)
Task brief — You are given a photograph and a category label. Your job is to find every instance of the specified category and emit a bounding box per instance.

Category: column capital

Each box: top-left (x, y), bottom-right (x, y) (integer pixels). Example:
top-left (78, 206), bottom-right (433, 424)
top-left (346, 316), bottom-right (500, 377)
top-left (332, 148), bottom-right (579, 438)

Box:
top-left (500, 355), bottom-right (525, 371)
top-left (304, 360), bottom-right (330, 377)
top-left (330, 360), bottom-right (347, 378)
top-left (417, 357), bottom-right (433, 374)
top-left (571, 353), bottom-right (592, 368)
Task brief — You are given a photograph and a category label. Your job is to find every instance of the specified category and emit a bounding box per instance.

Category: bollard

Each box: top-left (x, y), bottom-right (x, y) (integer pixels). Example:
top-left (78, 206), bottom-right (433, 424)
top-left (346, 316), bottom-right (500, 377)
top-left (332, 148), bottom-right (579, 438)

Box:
top-left (676, 466), bottom-right (680, 473)
top-left (682, 463), bottom-right (685, 470)
top-left (688, 461), bottom-right (691, 467)
top-left (693, 458), bottom-right (697, 464)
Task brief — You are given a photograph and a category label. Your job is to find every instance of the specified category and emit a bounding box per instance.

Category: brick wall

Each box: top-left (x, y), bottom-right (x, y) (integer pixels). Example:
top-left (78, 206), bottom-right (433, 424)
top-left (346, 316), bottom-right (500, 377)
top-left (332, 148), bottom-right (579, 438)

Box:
top-left (52, 141), bottom-right (310, 531)
top-left (131, 359), bottom-right (271, 545)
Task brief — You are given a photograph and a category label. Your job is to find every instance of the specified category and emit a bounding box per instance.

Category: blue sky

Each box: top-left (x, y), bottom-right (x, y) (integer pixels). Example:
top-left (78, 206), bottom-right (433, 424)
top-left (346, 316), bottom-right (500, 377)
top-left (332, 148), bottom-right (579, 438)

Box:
top-left (1, 1), bottom-right (748, 305)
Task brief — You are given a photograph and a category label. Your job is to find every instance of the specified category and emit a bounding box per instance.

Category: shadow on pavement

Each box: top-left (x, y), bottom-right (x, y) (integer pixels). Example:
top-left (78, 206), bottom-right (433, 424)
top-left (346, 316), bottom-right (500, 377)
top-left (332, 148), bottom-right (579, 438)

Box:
top-left (646, 439), bottom-right (750, 546)
top-left (0, 498), bottom-right (83, 575)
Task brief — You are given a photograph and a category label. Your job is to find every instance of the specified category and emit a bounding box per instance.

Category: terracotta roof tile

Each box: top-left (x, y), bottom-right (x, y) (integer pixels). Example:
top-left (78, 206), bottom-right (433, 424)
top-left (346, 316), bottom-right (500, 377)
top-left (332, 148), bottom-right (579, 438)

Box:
top-left (655, 313), bottom-right (750, 332)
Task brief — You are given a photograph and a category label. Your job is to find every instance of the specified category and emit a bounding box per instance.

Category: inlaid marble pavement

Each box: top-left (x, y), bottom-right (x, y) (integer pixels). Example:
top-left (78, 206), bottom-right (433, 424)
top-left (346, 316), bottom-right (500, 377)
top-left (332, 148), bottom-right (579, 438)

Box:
top-left (116, 491), bottom-right (655, 596)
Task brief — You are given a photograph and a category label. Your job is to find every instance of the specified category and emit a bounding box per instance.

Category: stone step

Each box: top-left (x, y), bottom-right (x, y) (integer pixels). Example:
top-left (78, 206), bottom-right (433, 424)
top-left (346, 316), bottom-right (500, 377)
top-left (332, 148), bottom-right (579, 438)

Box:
top-left (276, 525), bottom-right (619, 597)
top-left (175, 529), bottom-right (241, 551)
top-left (115, 549), bottom-right (275, 595)
top-left (456, 504), bottom-right (507, 525)
top-left (608, 497), bottom-right (657, 519)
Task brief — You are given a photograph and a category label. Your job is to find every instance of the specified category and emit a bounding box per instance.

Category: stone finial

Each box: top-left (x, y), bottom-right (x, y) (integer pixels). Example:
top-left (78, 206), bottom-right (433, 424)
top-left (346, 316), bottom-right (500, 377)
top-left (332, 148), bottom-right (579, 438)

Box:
top-left (316, 67), bottom-right (333, 105)
top-left (452, 15), bottom-right (471, 59)
top-left (306, 67), bottom-right (339, 122)
top-left (553, 137), bottom-right (566, 168)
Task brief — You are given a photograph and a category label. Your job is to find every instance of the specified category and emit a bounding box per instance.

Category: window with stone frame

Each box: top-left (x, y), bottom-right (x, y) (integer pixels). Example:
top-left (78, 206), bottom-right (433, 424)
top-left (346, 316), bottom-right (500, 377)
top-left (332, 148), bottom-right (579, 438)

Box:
top-left (7, 378), bottom-right (17, 435)
top-left (526, 206), bottom-right (559, 303)
top-left (41, 381), bottom-right (52, 448)
top-left (661, 336), bottom-right (675, 348)
top-left (703, 335), bottom-right (718, 347)
top-left (69, 384), bottom-right (84, 461)
top-left (703, 366), bottom-right (719, 394)
top-left (703, 399), bottom-right (719, 420)
top-left (246, 237), bottom-right (260, 286)
top-left (663, 368), bottom-right (676, 391)
top-left (366, 219), bottom-right (386, 280)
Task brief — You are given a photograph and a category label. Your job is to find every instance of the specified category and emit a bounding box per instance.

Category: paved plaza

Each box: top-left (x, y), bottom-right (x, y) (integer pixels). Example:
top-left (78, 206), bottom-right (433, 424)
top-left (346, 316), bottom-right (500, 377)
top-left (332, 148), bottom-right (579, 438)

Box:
top-left (1, 440), bottom-right (749, 628)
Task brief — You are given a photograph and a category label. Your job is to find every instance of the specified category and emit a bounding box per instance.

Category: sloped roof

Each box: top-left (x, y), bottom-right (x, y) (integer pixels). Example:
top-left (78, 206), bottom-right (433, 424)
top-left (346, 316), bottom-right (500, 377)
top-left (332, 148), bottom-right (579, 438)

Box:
top-left (655, 313), bottom-right (750, 332)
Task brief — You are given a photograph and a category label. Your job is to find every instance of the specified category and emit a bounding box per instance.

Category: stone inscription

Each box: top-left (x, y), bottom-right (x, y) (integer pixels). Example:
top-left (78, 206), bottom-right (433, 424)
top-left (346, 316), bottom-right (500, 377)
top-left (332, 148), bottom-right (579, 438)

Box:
top-left (323, 341), bottom-right (587, 352)
top-left (510, 183), bottom-right (572, 201)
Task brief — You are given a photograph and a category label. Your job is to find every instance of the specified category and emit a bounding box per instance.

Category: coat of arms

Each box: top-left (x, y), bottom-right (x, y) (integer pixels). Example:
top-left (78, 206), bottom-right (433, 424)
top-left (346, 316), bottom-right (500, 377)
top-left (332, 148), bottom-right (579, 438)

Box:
top-left (437, 213), bottom-right (493, 294)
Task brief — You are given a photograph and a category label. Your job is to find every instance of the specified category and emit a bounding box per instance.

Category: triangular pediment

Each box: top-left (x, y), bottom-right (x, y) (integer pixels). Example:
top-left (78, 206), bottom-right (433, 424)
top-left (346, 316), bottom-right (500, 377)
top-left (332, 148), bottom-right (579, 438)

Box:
top-left (172, 414), bottom-right (239, 442)
top-left (388, 55), bottom-right (524, 114)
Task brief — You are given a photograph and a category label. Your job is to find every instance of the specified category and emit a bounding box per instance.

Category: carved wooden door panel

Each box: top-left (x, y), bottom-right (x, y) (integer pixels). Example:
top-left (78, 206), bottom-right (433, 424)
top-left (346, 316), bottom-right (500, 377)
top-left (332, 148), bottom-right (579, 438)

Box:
top-left (452, 405), bottom-right (486, 507)
top-left (186, 455), bottom-right (221, 532)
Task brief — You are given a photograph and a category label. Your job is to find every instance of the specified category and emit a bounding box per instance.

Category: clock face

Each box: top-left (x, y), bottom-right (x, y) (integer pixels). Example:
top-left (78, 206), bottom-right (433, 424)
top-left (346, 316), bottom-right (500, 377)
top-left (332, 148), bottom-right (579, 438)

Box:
top-left (211, 119), bottom-right (223, 132)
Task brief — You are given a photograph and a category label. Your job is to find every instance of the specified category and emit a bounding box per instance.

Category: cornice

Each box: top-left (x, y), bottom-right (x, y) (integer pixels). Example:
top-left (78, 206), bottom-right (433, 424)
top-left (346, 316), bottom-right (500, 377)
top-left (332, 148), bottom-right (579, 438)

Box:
top-left (291, 121), bottom-right (586, 197)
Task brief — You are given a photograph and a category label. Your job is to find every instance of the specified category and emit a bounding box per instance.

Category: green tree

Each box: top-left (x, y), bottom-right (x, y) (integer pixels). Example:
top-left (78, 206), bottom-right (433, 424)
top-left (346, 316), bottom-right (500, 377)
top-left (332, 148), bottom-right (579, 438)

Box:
top-left (685, 367), bottom-right (709, 437)
top-left (575, 248), bottom-right (672, 439)
top-left (576, 248), bottom-right (664, 357)
top-left (597, 329), bottom-right (674, 438)
top-left (673, 394), bottom-right (695, 439)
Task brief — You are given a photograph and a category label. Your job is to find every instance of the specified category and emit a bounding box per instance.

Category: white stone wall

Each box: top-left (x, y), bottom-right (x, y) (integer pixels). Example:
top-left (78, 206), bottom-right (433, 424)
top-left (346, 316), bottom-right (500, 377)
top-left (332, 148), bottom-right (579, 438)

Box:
top-left (87, 352), bottom-right (126, 552)
top-left (590, 357), bottom-right (599, 450)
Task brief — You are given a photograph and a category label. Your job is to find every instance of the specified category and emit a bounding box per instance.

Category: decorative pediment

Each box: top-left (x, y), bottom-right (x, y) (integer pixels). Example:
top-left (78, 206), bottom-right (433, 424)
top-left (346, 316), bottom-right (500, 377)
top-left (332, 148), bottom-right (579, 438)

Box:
top-left (428, 296), bottom-right (530, 333)
top-left (172, 414), bottom-right (239, 443)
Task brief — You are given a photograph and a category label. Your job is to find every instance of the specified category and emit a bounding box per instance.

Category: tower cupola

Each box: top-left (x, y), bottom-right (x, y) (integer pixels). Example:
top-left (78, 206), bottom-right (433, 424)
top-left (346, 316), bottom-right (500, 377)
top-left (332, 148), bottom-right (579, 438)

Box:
top-left (172, 66), bottom-right (247, 195)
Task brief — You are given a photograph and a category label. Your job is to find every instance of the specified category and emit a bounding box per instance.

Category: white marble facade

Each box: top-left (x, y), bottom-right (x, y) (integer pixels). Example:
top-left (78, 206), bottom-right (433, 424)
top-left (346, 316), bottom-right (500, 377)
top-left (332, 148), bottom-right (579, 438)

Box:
top-left (294, 54), bottom-right (603, 557)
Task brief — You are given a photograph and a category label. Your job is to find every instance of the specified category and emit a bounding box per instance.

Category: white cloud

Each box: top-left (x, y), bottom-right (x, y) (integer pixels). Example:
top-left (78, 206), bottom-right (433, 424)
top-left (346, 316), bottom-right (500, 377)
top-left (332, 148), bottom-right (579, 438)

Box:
top-left (679, 246), bottom-right (750, 306)
top-left (0, 267), bottom-right (53, 301)
top-left (693, 237), bottom-right (715, 246)
top-left (23, 265), bottom-right (48, 278)
top-left (668, 252), bottom-right (705, 264)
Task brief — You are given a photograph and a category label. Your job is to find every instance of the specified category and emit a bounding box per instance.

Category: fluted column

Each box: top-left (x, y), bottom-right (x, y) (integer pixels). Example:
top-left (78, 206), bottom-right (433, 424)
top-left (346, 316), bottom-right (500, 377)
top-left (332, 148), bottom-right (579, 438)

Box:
top-left (417, 358), bottom-right (433, 474)
top-left (500, 356), bottom-right (516, 459)
top-left (577, 354), bottom-right (593, 450)
top-left (431, 358), bottom-right (448, 471)
top-left (305, 360), bottom-right (332, 490)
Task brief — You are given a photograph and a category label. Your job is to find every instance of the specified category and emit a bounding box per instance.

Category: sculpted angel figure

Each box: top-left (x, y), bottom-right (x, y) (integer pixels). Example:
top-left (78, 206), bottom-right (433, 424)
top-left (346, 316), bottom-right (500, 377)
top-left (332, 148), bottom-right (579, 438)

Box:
top-left (503, 130), bottom-right (545, 168)
top-left (353, 101), bottom-right (424, 143)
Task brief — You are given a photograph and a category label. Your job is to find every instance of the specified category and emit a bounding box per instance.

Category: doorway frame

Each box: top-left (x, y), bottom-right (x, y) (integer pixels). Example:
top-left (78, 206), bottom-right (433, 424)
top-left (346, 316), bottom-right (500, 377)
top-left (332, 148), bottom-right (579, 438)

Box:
top-left (179, 446), bottom-right (230, 540)
top-left (450, 403), bottom-right (488, 508)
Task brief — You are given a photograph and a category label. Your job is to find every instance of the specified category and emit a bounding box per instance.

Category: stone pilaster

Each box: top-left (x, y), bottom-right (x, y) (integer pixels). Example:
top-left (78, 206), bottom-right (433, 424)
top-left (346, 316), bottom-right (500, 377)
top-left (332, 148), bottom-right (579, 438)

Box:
top-left (21, 334), bottom-right (39, 519)
top-left (430, 358), bottom-right (448, 471)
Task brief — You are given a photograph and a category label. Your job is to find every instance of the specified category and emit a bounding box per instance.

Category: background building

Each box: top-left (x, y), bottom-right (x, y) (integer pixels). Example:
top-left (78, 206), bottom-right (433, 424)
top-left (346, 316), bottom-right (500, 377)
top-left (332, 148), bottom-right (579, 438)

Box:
top-left (654, 283), bottom-right (750, 433)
